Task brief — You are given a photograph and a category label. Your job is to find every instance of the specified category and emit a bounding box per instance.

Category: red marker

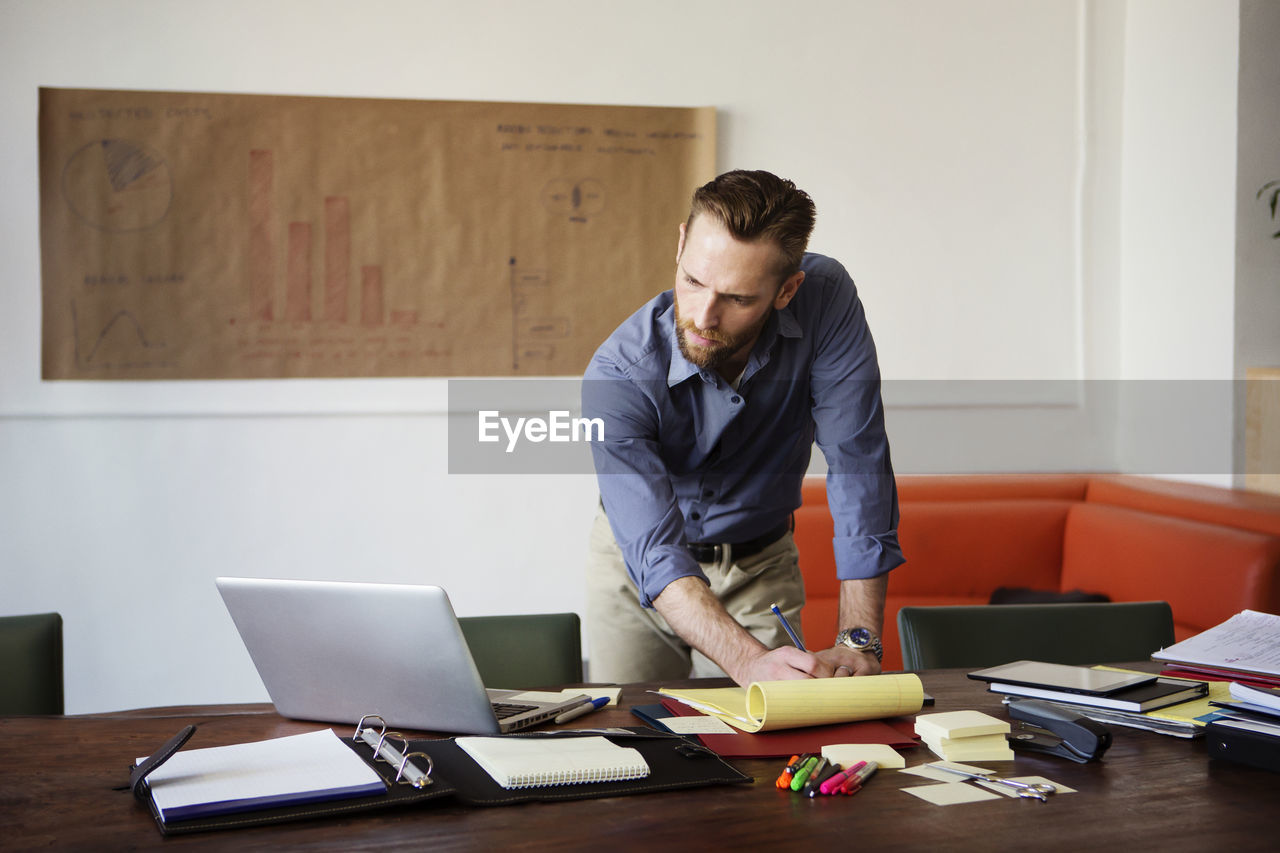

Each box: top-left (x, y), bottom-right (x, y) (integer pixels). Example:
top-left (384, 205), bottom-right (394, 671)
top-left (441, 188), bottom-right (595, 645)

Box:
top-left (839, 760), bottom-right (879, 795)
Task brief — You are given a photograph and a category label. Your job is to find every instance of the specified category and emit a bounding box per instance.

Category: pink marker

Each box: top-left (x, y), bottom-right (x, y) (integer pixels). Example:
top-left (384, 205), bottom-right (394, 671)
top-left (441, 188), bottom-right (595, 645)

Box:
top-left (819, 760), bottom-right (867, 795)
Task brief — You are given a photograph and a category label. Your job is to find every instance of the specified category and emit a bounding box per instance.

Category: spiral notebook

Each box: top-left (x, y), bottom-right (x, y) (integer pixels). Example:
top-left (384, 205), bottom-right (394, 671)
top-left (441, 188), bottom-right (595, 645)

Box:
top-left (455, 736), bottom-right (650, 789)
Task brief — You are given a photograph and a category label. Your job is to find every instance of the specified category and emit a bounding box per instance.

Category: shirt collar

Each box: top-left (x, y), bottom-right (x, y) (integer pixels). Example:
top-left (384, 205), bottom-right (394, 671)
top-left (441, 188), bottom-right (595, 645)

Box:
top-left (666, 303), bottom-right (702, 387)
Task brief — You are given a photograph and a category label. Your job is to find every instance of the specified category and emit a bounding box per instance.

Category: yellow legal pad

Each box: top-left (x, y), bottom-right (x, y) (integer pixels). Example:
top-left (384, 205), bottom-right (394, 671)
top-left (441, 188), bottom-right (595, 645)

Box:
top-left (658, 673), bottom-right (925, 733)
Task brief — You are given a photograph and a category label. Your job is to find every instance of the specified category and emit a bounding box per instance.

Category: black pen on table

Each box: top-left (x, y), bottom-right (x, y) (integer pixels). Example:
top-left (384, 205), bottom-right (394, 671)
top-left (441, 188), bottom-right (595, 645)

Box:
top-left (769, 602), bottom-right (806, 651)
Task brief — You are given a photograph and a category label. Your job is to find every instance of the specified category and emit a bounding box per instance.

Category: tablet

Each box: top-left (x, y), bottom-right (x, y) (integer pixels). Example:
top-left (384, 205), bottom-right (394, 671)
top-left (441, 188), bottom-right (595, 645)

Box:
top-left (967, 660), bottom-right (1157, 695)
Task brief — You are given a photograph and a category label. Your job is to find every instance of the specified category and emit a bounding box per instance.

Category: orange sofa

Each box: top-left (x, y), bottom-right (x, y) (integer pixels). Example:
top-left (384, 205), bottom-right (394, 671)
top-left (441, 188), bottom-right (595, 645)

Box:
top-left (794, 474), bottom-right (1280, 672)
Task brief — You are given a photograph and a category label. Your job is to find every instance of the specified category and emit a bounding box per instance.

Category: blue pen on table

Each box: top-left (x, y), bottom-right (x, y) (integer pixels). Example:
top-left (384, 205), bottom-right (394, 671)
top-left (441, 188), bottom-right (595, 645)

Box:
top-left (554, 696), bottom-right (609, 724)
top-left (770, 602), bottom-right (806, 652)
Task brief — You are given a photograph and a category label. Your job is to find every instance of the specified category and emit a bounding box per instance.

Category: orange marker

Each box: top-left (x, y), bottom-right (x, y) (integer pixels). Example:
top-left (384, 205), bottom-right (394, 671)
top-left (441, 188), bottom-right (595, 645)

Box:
top-left (775, 754), bottom-right (806, 789)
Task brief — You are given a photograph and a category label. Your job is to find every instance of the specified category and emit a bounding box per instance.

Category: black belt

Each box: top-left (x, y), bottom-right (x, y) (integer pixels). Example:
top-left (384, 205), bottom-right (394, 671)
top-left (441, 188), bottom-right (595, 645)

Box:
top-left (686, 517), bottom-right (793, 564)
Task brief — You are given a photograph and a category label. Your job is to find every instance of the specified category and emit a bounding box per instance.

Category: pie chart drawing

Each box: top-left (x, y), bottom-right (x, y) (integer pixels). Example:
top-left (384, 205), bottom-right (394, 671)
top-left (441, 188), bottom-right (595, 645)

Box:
top-left (61, 138), bottom-right (173, 232)
top-left (540, 178), bottom-right (605, 222)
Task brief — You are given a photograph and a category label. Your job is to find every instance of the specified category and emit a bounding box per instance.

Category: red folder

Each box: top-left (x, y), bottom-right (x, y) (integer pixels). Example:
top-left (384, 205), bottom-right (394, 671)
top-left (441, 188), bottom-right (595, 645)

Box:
top-left (656, 698), bottom-right (920, 759)
top-left (1160, 666), bottom-right (1280, 690)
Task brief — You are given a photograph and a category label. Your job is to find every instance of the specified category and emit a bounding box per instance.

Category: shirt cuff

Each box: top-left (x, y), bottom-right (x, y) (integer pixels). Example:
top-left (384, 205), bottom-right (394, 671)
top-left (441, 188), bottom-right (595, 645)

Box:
top-left (833, 532), bottom-right (905, 580)
top-left (638, 544), bottom-right (708, 608)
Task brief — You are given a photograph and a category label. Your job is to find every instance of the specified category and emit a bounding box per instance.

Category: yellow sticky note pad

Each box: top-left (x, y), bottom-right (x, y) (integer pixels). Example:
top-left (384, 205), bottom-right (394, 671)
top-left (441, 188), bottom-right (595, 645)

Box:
top-left (820, 743), bottom-right (907, 770)
top-left (914, 710), bottom-right (1008, 740)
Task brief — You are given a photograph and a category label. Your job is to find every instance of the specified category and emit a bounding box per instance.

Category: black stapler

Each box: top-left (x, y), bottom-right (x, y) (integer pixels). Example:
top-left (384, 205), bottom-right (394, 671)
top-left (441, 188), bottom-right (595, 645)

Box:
top-left (1005, 699), bottom-right (1112, 763)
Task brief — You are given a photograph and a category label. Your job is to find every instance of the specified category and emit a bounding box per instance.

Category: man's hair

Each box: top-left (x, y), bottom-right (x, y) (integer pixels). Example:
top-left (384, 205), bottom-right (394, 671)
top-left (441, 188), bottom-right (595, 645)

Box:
top-left (686, 170), bottom-right (816, 278)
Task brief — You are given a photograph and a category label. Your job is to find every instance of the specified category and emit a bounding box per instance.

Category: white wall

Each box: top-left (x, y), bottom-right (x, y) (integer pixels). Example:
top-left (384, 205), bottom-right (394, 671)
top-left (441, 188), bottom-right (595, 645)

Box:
top-left (0, 0), bottom-right (1246, 712)
top-left (1116, 0), bottom-right (1239, 484)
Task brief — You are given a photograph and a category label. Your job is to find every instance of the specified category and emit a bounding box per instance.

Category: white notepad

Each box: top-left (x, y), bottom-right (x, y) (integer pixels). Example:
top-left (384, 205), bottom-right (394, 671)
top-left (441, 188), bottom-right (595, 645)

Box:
top-left (456, 736), bottom-right (650, 789)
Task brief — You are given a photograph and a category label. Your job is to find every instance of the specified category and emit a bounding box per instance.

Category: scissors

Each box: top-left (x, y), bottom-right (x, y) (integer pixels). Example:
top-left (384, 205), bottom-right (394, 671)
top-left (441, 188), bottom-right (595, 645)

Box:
top-left (931, 764), bottom-right (1057, 802)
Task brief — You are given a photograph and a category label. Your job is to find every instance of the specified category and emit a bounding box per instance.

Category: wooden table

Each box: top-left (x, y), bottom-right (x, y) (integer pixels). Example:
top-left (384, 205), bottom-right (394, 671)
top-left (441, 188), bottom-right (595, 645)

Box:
top-left (3, 668), bottom-right (1277, 851)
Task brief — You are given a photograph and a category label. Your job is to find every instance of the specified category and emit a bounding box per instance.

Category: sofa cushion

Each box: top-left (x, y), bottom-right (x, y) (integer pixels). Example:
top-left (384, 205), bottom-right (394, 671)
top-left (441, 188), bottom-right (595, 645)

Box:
top-left (1062, 503), bottom-right (1280, 639)
top-left (891, 500), bottom-right (1071, 596)
top-left (795, 493), bottom-right (1073, 672)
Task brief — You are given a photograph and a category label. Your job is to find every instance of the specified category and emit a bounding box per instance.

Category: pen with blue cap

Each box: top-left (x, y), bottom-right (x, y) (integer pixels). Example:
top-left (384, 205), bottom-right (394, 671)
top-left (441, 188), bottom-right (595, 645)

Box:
top-left (554, 696), bottom-right (609, 724)
top-left (770, 602), bottom-right (806, 651)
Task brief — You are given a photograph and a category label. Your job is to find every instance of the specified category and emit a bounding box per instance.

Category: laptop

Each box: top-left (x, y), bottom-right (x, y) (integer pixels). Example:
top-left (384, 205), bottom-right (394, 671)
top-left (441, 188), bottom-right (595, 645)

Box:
top-left (215, 577), bottom-right (587, 734)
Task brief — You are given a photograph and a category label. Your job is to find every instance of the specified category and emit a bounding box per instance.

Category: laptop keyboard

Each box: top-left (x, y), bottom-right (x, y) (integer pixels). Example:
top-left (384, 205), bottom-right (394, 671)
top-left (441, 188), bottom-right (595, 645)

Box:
top-left (491, 702), bottom-right (538, 720)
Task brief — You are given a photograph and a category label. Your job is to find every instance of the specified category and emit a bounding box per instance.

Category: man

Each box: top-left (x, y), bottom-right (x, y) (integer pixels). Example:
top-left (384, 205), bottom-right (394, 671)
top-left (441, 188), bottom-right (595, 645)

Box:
top-left (582, 169), bottom-right (902, 687)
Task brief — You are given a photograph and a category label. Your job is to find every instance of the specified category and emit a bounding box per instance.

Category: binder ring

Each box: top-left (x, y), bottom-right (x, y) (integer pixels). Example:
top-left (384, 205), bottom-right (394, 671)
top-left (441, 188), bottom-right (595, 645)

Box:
top-left (354, 714), bottom-right (387, 740)
top-left (396, 751), bottom-right (434, 788)
top-left (378, 733), bottom-right (409, 762)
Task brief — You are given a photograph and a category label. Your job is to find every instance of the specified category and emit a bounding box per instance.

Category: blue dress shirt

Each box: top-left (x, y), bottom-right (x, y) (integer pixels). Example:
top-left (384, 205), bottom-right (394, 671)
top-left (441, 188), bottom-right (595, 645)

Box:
top-left (582, 252), bottom-right (903, 608)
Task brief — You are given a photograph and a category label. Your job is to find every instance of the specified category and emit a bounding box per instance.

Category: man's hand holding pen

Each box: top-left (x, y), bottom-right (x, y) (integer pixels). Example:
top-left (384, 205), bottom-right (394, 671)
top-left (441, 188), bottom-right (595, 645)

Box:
top-left (768, 602), bottom-right (882, 679)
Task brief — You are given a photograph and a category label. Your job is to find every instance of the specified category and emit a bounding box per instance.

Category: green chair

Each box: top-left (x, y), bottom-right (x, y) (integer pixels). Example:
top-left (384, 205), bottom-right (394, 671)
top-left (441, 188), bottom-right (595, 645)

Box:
top-left (457, 612), bottom-right (583, 689)
top-left (897, 601), bottom-right (1176, 671)
top-left (0, 612), bottom-right (64, 714)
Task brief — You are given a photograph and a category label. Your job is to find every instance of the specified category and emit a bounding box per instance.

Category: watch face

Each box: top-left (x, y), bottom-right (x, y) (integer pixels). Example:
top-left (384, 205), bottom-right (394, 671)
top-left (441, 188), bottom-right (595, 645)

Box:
top-left (847, 628), bottom-right (871, 647)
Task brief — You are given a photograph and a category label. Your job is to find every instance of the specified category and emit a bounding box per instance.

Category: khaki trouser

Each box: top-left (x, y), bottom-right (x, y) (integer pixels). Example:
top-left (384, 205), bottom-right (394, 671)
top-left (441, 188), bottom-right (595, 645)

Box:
top-left (585, 509), bottom-right (806, 682)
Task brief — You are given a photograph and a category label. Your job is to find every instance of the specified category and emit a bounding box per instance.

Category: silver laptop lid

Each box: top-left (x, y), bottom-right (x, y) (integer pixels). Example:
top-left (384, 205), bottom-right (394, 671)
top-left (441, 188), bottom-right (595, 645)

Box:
top-left (217, 577), bottom-right (506, 734)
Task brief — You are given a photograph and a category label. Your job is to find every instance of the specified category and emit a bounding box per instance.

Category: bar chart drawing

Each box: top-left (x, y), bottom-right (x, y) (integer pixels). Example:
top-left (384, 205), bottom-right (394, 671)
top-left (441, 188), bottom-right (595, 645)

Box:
top-left (247, 149), bottom-right (418, 329)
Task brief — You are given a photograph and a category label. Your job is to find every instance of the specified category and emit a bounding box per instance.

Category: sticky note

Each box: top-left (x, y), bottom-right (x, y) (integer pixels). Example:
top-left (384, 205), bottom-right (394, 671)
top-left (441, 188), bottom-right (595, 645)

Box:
top-left (901, 783), bottom-right (1001, 805)
top-left (914, 710), bottom-right (1009, 740)
top-left (820, 743), bottom-right (907, 769)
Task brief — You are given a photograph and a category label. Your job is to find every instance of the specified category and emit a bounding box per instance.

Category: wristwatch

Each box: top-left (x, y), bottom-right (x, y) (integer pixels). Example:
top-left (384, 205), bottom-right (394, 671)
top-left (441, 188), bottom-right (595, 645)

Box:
top-left (836, 627), bottom-right (883, 663)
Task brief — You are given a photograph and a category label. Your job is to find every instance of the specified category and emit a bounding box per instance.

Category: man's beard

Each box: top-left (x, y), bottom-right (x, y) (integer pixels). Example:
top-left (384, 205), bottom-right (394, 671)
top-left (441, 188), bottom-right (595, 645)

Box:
top-left (674, 301), bottom-right (771, 371)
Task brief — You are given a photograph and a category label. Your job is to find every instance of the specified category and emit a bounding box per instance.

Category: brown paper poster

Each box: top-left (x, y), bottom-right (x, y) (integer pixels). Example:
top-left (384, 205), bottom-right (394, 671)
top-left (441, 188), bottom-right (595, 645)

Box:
top-left (39, 88), bottom-right (715, 379)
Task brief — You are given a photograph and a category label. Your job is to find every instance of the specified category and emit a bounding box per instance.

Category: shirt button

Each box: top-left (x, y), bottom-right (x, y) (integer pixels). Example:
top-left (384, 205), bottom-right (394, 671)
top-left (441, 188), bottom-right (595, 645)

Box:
top-left (730, 395), bottom-right (741, 404)
top-left (690, 511), bottom-right (701, 521)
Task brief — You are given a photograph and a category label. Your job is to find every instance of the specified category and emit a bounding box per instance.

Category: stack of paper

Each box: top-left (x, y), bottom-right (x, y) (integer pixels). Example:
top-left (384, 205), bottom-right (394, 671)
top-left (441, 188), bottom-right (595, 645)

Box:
top-left (1152, 609), bottom-right (1280, 687)
top-left (1229, 681), bottom-right (1280, 716)
top-left (914, 710), bottom-right (1013, 761)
